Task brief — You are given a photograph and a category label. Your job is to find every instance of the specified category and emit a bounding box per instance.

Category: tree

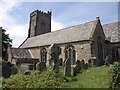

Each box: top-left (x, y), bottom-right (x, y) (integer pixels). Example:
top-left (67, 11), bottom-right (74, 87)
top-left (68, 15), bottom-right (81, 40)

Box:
top-left (0, 27), bottom-right (12, 61)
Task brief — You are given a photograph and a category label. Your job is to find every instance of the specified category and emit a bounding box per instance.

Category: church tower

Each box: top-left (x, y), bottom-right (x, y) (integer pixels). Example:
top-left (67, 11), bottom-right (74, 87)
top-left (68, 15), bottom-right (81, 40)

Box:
top-left (28, 10), bottom-right (52, 38)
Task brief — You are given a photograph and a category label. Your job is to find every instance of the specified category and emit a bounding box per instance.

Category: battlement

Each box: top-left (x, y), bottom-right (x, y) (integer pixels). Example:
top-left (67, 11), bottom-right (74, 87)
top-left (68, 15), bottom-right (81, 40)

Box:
top-left (28, 9), bottom-right (51, 38)
top-left (30, 9), bottom-right (52, 17)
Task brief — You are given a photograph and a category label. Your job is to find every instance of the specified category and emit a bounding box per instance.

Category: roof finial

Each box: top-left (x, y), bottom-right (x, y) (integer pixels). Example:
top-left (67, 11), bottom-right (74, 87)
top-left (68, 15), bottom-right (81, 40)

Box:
top-left (96, 16), bottom-right (99, 20)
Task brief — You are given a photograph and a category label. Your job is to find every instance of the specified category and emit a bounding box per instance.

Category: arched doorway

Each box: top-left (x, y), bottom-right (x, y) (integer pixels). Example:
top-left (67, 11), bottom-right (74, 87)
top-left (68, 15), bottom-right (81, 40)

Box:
top-left (40, 47), bottom-right (47, 63)
top-left (65, 44), bottom-right (76, 65)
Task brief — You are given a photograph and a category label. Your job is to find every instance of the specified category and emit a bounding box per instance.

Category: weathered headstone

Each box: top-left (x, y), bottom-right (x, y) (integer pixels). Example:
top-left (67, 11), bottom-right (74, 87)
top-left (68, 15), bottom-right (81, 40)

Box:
top-left (76, 60), bottom-right (81, 71)
top-left (49, 44), bottom-right (61, 73)
top-left (84, 63), bottom-right (88, 70)
top-left (73, 66), bottom-right (77, 76)
top-left (64, 59), bottom-right (71, 76)
top-left (81, 60), bottom-right (85, 69)
top-left (88, 59), bottom-right (92, 67)
top-left (105, 55), bottom-right (109, 65)
top-left (73, 60), bottom-right (81, 76)
top-left (63, 59), bottom-right (66, 67)
top-left (91, 57), bottom-right (96, 66)
top-left (59, 58), bottom-right (63, 66)
top-left (36, 62), bottom-right (46, 71)
top-left (11, 66), bottom-right (18, 75)
top-left (2, 64), bottom-right (11, 78)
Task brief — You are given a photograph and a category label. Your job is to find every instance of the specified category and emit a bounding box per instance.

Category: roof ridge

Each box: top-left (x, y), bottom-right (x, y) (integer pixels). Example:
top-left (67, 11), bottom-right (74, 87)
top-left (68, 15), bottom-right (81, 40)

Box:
top-left (103, 21), bottom-right (120, 26)
top-left (28, 20), bottom-right (97, 40)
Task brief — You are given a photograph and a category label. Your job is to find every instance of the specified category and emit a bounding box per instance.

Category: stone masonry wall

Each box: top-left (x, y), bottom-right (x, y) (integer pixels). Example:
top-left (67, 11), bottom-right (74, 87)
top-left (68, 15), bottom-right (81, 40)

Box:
top-left (27, 41), bottom-right (92, 66)
top-left (59, 41), bottom-right (91, 63)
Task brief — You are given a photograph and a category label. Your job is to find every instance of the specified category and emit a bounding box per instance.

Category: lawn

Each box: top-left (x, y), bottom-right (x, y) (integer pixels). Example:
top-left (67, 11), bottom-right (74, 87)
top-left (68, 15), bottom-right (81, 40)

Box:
top-left (66, 65), bottom-right (111, 88)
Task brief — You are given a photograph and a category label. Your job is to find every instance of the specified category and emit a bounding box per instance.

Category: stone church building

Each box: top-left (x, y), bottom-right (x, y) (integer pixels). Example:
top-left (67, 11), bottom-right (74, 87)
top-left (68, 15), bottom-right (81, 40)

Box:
top-left (8, 10), bottom-right (120, 69)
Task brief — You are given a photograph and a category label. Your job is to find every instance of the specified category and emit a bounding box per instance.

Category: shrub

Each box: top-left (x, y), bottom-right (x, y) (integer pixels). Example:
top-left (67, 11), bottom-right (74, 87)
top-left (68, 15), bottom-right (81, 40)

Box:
top-left (111, 62), bottom-right (120, 88)
top-left (2, 68), bottom-right (70, 88)
top-left (69, 77), bottom-right (78, 82)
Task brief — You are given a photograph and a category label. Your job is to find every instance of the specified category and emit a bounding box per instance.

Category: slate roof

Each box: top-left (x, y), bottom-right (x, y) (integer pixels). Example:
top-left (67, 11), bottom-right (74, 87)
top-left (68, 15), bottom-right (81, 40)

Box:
top-left (11, 48), bottom-right (32, 59)
top-left (103, 22), bottom-right (120, 42)
top-left (19, 20), bottom-right (97, 48)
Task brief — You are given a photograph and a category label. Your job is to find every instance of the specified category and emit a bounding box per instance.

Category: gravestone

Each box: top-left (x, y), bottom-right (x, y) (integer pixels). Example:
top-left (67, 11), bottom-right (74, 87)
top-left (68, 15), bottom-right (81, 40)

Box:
top-left (19, 65), bottom-right (28, 74)
top-left (105, 55), bottom-right (109, 65)
top-left (91, 57), bottom-right (97, 66)
top-left (11, 66), bottom-right (18, 75)
top-left (36, 62), bottom-right (46, 71)
top-left (84, 63), bottom-right (88, 70)
top-left (2, 64), bottom-right (11, 78)
top-left (59, 58), bottom-right (63, 66)
top-left (88, 59), bottom-right (92, 67)
top-left (73, 66), bottom-right (77, 76)
top-left (81, 60), bottom-right (85, 69)
top-left (63, 59), bottom-right (66, 67)
top-left (73, 60), bottom-right (81, 76)
top-left (19, 64), bottom-right (34, 74)
top-left (76, 60), bottom-right (81, 72)
top-left (49, 44), bottom-right (61, 73)
top-left (64, 59), bottom-right (71, 76)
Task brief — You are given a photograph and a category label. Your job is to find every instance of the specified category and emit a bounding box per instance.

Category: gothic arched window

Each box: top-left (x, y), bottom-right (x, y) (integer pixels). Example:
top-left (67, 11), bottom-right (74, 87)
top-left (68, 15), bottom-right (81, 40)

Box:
top-left (65, 44), bottom-right (76, 65)
top-left (40, 47), bottom-right (47, 63)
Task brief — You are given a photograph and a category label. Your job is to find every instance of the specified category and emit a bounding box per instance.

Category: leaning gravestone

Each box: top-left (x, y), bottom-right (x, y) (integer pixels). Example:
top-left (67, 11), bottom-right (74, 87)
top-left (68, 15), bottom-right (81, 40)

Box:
top-left (2, 64), bottom-right (11, 78)
top-left (49, 44), bottom-right (61, 73)
top-left (73, 65), bottom-right (77, 76)
top-left (64, 59), bottom-right (71, 76)
top-left (36, 62), bottom-right (46, 71)
top-left (73, 60), bottom-right (81, 76)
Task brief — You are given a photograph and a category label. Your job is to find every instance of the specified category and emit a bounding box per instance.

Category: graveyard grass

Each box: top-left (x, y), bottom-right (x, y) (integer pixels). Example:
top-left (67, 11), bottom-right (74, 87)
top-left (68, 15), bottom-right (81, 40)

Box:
top-left (1, 65), bottom-right (111, 88)
top-left (67, 65), bottom-right (111, 88)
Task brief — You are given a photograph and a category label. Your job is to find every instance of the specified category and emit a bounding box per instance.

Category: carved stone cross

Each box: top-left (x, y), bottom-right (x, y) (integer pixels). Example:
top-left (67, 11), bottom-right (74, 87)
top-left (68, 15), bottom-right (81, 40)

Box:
top-left (49, 43), bottom-right (61, 73)
top-left (50, 44), bottom-right (61, 57)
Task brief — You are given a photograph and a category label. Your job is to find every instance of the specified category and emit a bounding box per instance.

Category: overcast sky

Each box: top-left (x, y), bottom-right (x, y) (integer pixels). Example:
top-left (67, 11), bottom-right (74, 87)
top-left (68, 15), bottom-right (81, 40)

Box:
top-left (0, 0), bottom-right (119, 47)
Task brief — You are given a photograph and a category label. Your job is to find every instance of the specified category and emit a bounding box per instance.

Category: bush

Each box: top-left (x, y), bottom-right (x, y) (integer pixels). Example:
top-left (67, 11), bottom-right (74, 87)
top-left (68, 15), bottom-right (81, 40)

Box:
top-left (111, 62), bottom-right (120, 88)
top-left (2, 68), bottom-right (70, 88)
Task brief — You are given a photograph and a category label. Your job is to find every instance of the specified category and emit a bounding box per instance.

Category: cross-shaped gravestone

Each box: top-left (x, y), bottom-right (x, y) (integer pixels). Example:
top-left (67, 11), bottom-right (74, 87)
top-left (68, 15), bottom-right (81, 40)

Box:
top-left (49, 44), bottom-right (61, 73)
top-left (50, 44), bottom-right (61, 57)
